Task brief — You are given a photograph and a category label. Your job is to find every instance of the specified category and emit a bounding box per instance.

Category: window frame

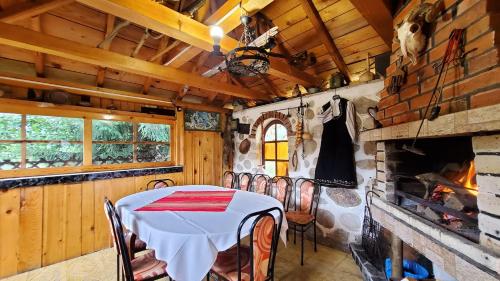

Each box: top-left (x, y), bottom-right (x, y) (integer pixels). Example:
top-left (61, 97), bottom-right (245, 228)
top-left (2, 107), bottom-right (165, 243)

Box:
top-left (262, 120), bottom-right (289, 177)
top-left (0, 99), bottom-right (176, 178)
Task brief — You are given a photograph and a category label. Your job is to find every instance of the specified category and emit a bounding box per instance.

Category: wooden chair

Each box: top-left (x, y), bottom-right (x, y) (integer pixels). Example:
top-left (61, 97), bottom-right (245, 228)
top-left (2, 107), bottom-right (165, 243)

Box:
top-left (223, 171), bottom-right (238, 189)
top-left (269, 176), bottom-right (293, 208)
top-left (104, 198), bottom-right (147, 280)
top-left (285, 178), bottom-right (321, 265)
top-left (249, 174), bottom-right (270, 195)
top-left (104, 198), bottom-right (169, 281)
top-left (209, 207), bottom-right (283, 281)
top-left (238, 173), bottom-right (252, 191)
top-left (146, 179), bottom-right (175, 190)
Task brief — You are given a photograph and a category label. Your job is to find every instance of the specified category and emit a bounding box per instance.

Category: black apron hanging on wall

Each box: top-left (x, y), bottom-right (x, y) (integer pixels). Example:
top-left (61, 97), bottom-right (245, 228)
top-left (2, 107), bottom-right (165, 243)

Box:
top-left (315, 96), bottom-right (357, 188)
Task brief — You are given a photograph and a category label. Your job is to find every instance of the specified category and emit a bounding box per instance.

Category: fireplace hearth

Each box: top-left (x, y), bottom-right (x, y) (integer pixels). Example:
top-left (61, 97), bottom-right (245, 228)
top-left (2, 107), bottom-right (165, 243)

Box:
top-left (387, 137), bottom-right (480, 242)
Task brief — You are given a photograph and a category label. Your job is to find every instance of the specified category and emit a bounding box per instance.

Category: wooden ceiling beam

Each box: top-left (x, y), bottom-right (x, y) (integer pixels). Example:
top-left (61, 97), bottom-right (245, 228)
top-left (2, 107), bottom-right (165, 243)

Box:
top-left (0, 0), bottom-right (74, 23)
top-left (76, 0), bottom-right (321, 87)
top-left (0, 21), bottom-right (269, 100)
top-left (0, 71), bottom-right (230, 113)
top-left (0, 71), bottom-right (172, 107)
top-left (143, 35), bottom-right (169, 94)
top-left (348, 0), bottom-right (393, 48)
top-left (96, 14), bottom-right (116, 87)
top-left (298, 0), bottom-right (352, 82)
top-left (31, 16), bottom-right (45, 77)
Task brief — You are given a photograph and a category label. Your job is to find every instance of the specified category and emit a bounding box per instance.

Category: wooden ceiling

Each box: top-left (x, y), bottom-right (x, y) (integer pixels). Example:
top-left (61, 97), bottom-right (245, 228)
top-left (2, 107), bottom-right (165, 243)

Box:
top-left (0, 0), bottom-right (392, 108)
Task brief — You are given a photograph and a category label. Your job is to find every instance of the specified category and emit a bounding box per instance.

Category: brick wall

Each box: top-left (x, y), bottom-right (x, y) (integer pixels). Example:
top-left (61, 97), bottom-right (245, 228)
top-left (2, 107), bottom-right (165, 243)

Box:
top-left (377, 0), bottom-right (500, 127)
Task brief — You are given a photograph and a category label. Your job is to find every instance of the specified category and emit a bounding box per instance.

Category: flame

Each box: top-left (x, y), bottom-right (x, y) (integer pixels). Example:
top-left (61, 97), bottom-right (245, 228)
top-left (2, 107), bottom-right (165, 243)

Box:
top-left (455, 160), bottom-right (478, 196)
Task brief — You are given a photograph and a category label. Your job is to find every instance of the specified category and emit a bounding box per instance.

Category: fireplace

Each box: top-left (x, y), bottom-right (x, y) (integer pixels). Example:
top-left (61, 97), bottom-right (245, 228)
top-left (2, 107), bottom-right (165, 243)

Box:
top-left (360, 111), bottom-right (500, 281)
top-left (387, 137), bottom-right (480, 242)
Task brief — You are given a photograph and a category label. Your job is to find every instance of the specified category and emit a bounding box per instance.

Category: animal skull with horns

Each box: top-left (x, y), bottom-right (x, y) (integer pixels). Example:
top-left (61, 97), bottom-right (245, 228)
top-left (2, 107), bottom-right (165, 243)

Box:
top-left (394, 0), bottom-right (443, 65)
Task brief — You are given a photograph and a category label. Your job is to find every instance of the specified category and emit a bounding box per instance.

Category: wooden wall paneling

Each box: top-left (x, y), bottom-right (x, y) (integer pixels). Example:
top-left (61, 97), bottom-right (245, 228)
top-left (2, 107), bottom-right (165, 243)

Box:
top-left (93, 179), bottom-right (113, 249)
top-left (0, 188), bottom-right (20, 277)
top-left (214, 131), bottom-right (223, 186)
top-left (176, 110), bottom-right (185, 166)
top-left (155, 172), bottom-right (184, 186)
top-left (42, 184), bottom-right (65, 266)
top-left (183, 131), bottom-right (194, 184)
top-left (63, 183), bottom-right (82, 260)
top-left (202, 132), bottom-right (214, 185)
top-left (17, 186), bottom-right (43, 272)
top-left (134, 175), bottom-right (155, 192)
top-left (81, 181), bottom-right (95, 255)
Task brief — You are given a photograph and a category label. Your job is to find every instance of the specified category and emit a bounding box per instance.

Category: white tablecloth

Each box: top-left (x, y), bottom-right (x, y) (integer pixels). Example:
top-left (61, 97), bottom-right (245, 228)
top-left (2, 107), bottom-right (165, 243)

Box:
top-left (115, 185), bottom-right (288, 281)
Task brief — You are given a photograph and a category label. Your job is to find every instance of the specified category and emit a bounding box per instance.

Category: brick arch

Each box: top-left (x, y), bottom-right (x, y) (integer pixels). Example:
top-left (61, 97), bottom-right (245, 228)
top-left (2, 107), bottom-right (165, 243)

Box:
top-left (249, 111), bottom-right (294, 138)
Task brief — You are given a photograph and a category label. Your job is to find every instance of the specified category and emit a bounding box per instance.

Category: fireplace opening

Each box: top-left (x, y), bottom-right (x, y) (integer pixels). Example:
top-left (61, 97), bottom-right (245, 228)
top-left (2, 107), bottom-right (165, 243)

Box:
top-left (386, 137), bottom-right (479, 242)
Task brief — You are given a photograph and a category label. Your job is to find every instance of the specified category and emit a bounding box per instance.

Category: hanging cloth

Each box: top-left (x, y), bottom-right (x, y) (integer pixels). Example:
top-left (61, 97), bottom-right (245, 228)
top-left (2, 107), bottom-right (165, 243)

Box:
top-left (314, 97), bottom-right (357, 188)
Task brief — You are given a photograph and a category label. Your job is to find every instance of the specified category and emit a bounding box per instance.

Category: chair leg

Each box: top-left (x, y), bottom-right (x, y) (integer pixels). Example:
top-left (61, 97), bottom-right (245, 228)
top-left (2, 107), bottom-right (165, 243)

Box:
top-left (314, 221), bottom-right (317, 252)
top-left (286, 229), bottom-right (289, 242)
top-left (116, 254), bottom-right (120, 281)
top-left (293, 225), bottom-right (296, 244)
top-left (300, 227), bottom-right (304, 266)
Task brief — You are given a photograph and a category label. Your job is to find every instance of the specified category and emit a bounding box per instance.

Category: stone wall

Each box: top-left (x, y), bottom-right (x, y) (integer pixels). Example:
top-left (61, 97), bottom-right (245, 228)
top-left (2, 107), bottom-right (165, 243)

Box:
top-left (377, 0), bottom-right (500, 127)
top-left (232, 80), bottom-right (384, 249)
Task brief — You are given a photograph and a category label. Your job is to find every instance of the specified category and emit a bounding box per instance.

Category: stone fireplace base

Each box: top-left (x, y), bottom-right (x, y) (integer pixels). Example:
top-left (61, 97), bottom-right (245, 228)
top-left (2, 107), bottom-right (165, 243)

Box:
top-left (371, 197), bottom-right (499, 281)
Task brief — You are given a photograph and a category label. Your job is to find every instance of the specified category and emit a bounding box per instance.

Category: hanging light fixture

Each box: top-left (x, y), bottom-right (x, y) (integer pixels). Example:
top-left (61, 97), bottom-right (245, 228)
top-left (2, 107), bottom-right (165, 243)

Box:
top-left (209, 25), bottom-right (224, 56)
top-left (209, 13), bottom-right (281, 77)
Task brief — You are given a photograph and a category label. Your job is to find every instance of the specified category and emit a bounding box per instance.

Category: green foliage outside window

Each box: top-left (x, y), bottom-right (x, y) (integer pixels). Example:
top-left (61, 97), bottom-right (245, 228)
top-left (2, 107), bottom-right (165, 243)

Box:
top-left (0, 113), bottom-right (171, 170)
top-left (137, 123), bottom-right (170, 162)
top-left (0, 113), bottom-right (21, 140)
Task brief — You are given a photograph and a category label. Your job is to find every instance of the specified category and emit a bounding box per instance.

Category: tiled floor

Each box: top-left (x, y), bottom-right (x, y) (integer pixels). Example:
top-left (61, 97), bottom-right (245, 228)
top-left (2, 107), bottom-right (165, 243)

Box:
top-left (2, 241), bottom-right (362, 281)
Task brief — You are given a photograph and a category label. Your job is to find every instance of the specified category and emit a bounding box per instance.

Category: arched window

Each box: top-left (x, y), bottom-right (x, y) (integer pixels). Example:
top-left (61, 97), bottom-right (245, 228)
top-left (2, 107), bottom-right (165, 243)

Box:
top-left (263, 121), bottom-right (288, 177)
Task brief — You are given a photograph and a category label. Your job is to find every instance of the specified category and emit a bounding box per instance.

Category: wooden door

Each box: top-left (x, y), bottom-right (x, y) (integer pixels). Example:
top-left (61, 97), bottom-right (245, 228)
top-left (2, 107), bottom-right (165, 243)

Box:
top-left (183, 131), bottom-right (223, 185)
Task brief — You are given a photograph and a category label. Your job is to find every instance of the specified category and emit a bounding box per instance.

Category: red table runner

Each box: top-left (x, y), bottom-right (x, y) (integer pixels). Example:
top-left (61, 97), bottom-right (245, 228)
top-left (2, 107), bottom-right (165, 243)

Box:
top-left (135, 190), bottom-right (237, 212)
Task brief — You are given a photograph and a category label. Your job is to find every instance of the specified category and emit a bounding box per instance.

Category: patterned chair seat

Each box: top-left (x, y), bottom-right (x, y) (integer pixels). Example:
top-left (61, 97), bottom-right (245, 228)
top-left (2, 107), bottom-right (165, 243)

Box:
top-left (132, 251), bottom-right (168, 281)
top-left (285, 211), bottom-right (314, 225)
top-left (211, 245), bottom-right (252, 281)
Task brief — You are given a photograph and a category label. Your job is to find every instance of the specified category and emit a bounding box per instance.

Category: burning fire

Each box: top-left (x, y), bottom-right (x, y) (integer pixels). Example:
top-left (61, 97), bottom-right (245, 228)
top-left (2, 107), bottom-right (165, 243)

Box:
top-left (455, 160), bottom-right (478, 196)
top-left (431, 160), bottom-right (478, 201)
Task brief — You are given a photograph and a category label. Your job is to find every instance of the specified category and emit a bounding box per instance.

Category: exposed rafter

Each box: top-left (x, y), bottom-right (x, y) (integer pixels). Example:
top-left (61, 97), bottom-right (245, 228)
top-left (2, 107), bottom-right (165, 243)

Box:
top-left (0, 71), bottom-right (230, 113)
top-left (0, 21), bottom-right (270, 100)
top-left (75, 0), bottom-right (322, 87)
top-left (143, 35), bottom-right (169, 94)
top-left (298, 0), bottom-right (352, 82)
top-left (348, 0), bottom-right (393, 48)
top-left (0, 0), bottom-right (74, 23)
top-left (96, 14), bottom-right (116, 87)
top-left (31, 16), bottom-right (45, 77)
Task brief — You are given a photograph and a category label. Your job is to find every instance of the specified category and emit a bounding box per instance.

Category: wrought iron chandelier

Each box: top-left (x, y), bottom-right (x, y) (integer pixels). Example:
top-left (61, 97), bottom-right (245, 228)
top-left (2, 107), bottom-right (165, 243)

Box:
top-left (209, 15), bottom-right (279, 77)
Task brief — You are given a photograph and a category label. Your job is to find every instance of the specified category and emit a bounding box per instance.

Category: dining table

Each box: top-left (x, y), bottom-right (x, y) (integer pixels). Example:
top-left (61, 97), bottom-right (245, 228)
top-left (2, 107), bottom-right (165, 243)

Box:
top-left (115, 185), bottom-right (288, 281)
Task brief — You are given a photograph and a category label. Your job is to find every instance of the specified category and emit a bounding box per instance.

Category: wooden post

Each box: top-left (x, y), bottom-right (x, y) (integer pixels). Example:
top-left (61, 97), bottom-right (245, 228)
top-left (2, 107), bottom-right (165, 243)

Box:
top-left (391, 232), bottom-right (403, 280)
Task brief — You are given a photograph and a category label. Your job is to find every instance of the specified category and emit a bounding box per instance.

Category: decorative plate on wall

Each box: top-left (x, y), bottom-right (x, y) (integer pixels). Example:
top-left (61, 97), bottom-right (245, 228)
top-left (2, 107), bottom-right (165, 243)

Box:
top-left (184, 110), bottom-right (221, 131)
top-left (239, 138), bottom-right (251, 154)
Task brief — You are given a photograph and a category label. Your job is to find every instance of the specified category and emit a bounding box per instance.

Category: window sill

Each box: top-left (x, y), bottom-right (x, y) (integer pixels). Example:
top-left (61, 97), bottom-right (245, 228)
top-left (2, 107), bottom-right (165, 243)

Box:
top-left (0, 165), bottom-right (183, 190)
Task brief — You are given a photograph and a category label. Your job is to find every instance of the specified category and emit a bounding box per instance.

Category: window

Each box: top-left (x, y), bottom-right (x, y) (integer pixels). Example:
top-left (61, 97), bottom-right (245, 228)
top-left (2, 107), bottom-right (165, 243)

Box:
top-left (263, 121), bottom-right (288, 177)
top-left (137, 123), bottom-right (171, 162)
top-left (0, 108), bottom-right (174, 173)
top-left (0, 113), bottom-right (84, 170)
top-left (92, 120), bottom-right (133, 165)
top-left (26, 115), bottom-right (83, 168)
top-left (92, 120), bottom-right (171, 164)
top-left (0, 113), bottom-right (22, 170)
